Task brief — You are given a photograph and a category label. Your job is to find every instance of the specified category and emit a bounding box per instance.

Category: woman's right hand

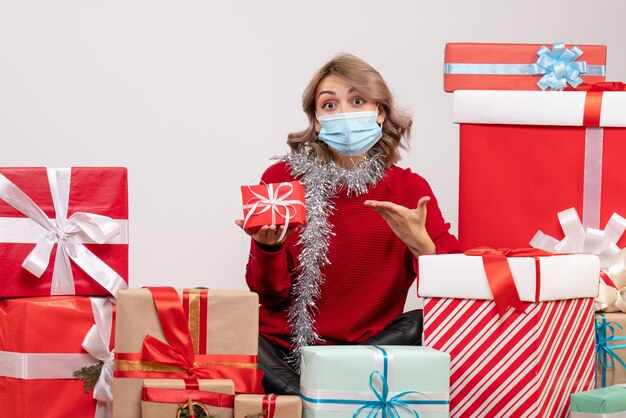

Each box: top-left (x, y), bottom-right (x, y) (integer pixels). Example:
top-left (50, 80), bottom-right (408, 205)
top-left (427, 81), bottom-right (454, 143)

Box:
top-left (235, 219), bottom-right (296, 247)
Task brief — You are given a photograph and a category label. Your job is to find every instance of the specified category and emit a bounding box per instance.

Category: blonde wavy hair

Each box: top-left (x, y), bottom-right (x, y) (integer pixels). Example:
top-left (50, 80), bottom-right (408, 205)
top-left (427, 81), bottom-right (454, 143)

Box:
top-left (287, 53), bottom-right (412, 166)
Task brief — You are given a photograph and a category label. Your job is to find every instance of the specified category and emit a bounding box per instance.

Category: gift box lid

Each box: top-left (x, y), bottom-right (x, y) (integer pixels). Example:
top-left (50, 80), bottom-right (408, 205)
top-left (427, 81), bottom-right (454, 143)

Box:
top-left (570, 385), bottom-right (626, 413)
top-left (444, 42), bottom-right (607, 92)
top-left (418, 253), bottom-right (600, 302)
top-left (453, 90), bottom-right (626, 127)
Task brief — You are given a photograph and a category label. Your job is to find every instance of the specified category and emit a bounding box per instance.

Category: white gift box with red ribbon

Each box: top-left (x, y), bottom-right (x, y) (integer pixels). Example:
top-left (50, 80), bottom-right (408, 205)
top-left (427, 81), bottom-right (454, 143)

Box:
top-left (419, 252), bottom-right (599, 417)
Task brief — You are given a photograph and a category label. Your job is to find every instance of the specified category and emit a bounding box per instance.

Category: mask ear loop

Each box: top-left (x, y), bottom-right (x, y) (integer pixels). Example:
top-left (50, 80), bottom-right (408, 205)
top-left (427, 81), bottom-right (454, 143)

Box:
top-left (375, 104), bottom-right (384, 129)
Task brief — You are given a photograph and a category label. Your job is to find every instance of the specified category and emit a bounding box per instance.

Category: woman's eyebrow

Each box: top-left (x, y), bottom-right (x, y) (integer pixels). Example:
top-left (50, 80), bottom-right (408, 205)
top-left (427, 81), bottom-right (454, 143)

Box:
top-left (318, 90), bottom-right (336, 98)
top-left (318, 87), bottom-right (357, 98)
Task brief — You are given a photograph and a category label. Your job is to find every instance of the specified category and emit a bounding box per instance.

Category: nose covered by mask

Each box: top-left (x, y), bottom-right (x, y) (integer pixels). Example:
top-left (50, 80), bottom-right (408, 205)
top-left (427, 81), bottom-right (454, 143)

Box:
top-left (316, 110), bottom-right (383, 157)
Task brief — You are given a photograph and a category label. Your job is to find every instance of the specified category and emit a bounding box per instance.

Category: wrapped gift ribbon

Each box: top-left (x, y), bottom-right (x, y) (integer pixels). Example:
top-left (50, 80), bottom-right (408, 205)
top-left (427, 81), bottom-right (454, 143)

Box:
top-left (531, 208), bottom-right (626, 312)
top-left (242, 182), bottom-right (305, 242)
top-left (0, 168), bottom-right (128, 297)
top-left (595, 313), bottom-right (626, 387)
top-left (141, 386), bottom-right (234, 410)
top-left (464, 247), bottom-right (556, 317)
top-left (244, 394), bottom-right (279, 418)
top-left (596, 250), bottom-right (626, 312)
top-left (531, 208), bottom-right (626, 268)
top-left (82, 298), bottom-right (115, 418)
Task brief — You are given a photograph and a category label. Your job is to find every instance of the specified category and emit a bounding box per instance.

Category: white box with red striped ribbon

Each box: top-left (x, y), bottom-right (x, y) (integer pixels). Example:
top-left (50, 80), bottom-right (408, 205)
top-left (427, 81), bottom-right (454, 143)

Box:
top-left (418, 252), bottom-right (600, 418)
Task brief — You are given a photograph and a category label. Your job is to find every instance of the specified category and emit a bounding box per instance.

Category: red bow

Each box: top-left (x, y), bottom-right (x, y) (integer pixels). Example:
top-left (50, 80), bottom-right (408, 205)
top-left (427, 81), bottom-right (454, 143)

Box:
top-left (565, 81), bottom-right (626, 126)
top-left (565, 81), bottom-right (626, 92)
top-left (138, 287), bottom-right (264, 393)
top-left (464, 248), bottom-right (554, 317)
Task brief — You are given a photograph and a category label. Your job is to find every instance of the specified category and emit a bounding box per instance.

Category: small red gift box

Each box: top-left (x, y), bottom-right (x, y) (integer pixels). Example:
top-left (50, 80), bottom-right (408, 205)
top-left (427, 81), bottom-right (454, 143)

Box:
top-left (453, 87), bottom-right (626, 255)
top-left (241, 181), bottom-right (306, 232)
top-left (0, 296), bottom-right (115, 418)
top-left (0, 167), bottom-right (128, 297)
top-left (443, 42), bottom-right (606, 92)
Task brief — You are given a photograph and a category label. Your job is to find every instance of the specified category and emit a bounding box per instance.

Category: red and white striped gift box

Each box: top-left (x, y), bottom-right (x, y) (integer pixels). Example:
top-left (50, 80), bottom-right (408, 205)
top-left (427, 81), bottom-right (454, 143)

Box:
top-left (419, 252), bottom-right (600, 418)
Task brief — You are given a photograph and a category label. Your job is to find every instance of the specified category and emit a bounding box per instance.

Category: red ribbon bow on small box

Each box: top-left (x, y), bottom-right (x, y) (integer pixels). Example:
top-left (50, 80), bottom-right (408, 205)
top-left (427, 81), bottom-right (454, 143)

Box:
top-left (464, 247), bottom-right (555, 317)
top-left (241, 181), bottom-right (306, 242)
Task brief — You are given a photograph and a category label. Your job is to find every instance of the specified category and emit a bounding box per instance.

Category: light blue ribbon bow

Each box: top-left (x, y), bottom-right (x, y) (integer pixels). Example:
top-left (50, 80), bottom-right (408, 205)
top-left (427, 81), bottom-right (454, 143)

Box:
top-left (595, 313), bottom-right (626, 387)
top-left (532, 42), bottom-right (586, 90)
top-left (352, 369), bottom-right (419, 418)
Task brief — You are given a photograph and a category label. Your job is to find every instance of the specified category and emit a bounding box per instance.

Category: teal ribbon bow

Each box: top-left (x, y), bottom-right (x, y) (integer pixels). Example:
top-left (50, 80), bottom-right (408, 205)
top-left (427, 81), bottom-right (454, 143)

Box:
top-left (352, 346), bottom-right (419, 418)
top-left (595, 313), bottom-right (626, 387)
top-left (533, 42), bottom-right (587, 90)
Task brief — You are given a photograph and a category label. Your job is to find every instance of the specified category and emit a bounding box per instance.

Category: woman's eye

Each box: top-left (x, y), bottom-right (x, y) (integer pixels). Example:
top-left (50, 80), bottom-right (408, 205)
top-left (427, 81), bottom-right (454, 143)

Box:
top-left (322, 102), bottom-right (337, 110)
top-left (353, 97), bottom-right (366, 106)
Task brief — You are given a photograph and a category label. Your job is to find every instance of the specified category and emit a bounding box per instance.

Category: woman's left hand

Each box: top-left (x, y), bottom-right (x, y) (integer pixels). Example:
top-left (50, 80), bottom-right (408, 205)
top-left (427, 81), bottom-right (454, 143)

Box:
top-left (364, 196), bottom-right (436, 257)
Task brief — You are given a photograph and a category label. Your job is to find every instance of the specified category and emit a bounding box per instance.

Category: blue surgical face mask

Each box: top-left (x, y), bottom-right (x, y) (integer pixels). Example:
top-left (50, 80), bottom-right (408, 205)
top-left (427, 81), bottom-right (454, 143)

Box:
top-left (316, 109), bottom-right (383, 157)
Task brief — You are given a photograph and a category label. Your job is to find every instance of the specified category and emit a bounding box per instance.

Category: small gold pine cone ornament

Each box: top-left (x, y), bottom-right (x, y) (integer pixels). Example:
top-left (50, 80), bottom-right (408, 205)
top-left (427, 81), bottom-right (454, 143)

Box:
top-left (176, 398), bottom-right (217, 418)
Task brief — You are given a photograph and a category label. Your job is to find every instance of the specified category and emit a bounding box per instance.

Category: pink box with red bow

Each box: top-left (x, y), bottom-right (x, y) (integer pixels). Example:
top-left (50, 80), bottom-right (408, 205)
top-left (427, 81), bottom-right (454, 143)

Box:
top-left (0, 167), bottom-right (128, 297)
top-left (240, 181), bottom-right (306, 233)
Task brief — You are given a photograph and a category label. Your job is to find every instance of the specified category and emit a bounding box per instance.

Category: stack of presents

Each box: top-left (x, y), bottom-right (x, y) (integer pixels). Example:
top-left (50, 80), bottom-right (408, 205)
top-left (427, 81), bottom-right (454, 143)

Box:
top-left (1, 41), bottom-right (625, 418)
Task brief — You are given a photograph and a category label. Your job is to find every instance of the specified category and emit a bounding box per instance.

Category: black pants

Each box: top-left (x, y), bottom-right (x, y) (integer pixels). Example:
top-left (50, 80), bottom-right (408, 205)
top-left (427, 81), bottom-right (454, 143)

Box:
top-left (257, 309), bottom-right (423, 395)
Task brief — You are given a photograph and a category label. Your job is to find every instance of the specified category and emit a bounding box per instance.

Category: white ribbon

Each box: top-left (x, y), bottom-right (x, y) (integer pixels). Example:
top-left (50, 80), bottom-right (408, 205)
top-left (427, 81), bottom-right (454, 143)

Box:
top-left (596, 250), bottom-right (626, 312)
top-left (82, 297), bottom-right (114, 418)
top-left (530, 208), bottom-right (626, 311)
top-left (242, 182), bottom-right (305, 242)
top-left (530, 208), bottom-right (626, 268)
top-left (583, 127), bottom-right (604, 229)
top-left (0, 351), bottom-right (97, 379)
top-left (0, 168), bottom-right (128, 297)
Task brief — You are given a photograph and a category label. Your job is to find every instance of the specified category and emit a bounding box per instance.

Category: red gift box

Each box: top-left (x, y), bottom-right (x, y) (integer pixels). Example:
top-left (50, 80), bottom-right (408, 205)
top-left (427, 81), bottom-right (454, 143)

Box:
top-left (241, 181), bottom-right (306, 232)
top-left (454, 89), bottom-right (626, 254)
top-left (419, 252), bottom-right (599, 417)
top-left (444, 42), bottom-right (606, 92)
top-left (0, 296), bottom-right (115, 418)
top-left (0, 167), bottom-right (128, 297)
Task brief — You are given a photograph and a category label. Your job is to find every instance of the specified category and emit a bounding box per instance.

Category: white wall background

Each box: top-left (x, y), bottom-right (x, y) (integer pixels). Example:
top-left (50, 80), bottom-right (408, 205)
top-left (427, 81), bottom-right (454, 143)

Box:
top-left (2, 0), bottom-right (625, 310)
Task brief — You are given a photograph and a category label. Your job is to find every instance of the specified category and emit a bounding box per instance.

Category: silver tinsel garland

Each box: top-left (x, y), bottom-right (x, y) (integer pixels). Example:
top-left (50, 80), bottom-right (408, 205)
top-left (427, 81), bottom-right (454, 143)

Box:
top-left (284, 149), bottom-right (387, 369)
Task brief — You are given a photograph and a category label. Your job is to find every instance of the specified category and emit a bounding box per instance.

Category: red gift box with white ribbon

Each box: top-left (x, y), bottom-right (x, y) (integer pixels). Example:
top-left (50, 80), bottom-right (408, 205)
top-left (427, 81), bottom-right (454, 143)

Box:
top-left (0, 296), bottom-right (115, 418)
top-left (0, 167), bottom-right (128, 297)
top-left (241, 181), bottom-right (306, 235)
top-left (454, 84), bottom-right (626, 254)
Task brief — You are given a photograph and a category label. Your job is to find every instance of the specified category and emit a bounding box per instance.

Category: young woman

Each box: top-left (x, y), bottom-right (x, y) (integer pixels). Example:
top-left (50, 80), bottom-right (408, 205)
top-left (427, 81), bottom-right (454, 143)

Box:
top-left (236, 53), bottom-right (459, 394)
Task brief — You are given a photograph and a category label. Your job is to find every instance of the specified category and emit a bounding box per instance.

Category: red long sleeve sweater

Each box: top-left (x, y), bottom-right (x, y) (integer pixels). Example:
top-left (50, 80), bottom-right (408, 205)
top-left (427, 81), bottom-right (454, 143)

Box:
top-left (245, 161), bottom-right (460, 350)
